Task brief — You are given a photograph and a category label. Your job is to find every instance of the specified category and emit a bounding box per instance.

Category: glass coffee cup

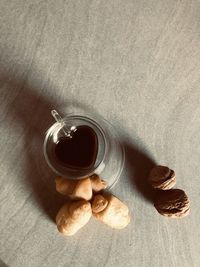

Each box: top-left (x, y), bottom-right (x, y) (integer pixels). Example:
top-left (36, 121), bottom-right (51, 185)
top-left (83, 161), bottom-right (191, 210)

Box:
top-left (43, 111), bottom-right (124, 189)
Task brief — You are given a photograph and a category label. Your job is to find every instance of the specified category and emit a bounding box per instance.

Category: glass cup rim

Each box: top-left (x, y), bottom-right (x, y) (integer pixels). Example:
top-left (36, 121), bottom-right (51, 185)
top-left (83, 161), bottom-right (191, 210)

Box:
top-left (43, 114), bottom-right (108, 179)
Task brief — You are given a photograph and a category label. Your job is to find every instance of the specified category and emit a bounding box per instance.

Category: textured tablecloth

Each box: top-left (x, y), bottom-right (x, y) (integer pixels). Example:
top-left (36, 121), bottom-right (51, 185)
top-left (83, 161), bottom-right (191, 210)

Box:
top-left (0, 1), bottom-right (200, 266)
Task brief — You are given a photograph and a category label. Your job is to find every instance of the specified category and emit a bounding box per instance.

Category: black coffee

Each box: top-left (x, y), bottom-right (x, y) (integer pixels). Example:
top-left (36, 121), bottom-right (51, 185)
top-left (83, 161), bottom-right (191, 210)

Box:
top-left (55, 125), bottom-right (98, 169)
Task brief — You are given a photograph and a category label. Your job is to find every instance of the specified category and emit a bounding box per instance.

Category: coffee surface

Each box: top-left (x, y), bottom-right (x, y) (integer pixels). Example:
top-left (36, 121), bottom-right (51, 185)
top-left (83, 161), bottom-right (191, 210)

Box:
top-left (55, 125), bottom-right (98, 169)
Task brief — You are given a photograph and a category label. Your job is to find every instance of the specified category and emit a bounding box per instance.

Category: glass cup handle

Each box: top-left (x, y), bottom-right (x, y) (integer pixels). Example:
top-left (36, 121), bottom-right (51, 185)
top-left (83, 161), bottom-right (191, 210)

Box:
top-left (51, 110), bottom-right (77, 138)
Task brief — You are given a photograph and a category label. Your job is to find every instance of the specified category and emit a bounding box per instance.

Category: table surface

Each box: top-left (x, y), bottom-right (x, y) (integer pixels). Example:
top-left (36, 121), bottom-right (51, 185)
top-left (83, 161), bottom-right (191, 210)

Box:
top-left (1, 1), bottom-right (200, 267)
